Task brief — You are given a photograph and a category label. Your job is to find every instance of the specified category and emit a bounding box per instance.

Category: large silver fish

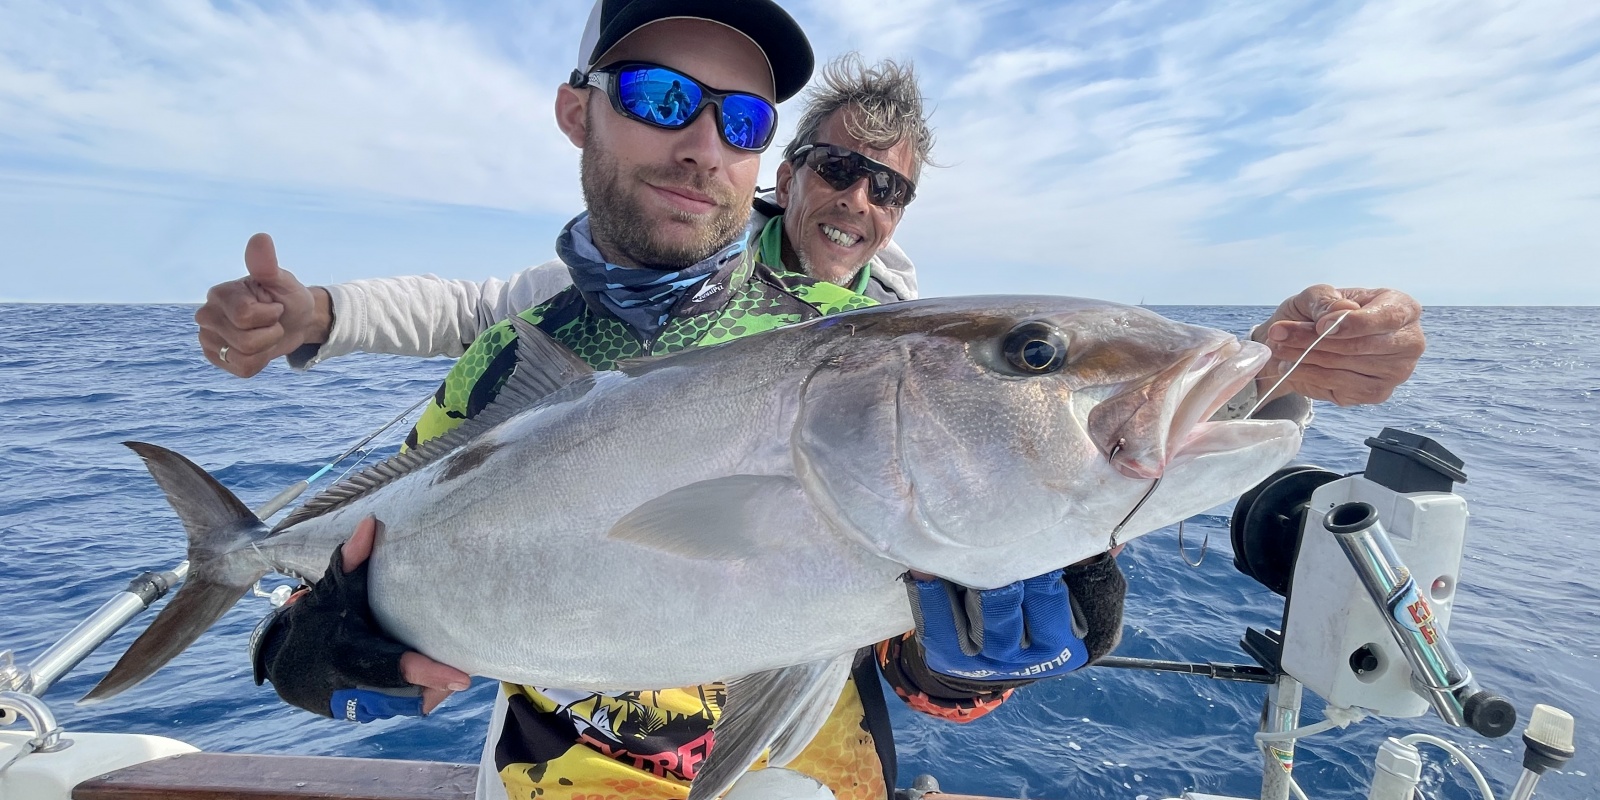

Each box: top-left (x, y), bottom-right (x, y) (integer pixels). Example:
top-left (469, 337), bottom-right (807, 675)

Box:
top-left (86, 296), bottom-right (1302, 800)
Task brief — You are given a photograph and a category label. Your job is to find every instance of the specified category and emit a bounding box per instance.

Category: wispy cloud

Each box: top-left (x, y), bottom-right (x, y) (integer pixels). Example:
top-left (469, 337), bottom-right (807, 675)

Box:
top-left (803, 0), bottom-right (996, 57)
top-left (0, 0), bottom-right (581, 212)
top-left (893, 0), bottom-right (1600, 302)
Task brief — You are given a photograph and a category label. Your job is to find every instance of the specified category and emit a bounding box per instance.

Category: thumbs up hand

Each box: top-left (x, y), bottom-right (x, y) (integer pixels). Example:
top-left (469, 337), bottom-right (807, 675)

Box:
top-left (195, 233), bottom-right (333, 377)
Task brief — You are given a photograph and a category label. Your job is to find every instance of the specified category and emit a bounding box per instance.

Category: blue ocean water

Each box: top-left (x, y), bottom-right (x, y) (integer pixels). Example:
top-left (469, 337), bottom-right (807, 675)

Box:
top-left (1, 304), bottom-right (1595, 800)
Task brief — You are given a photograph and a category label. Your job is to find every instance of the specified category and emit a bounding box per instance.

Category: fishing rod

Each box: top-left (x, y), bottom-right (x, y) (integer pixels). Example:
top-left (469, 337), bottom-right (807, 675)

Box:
top-left (0, 394), bottom-right (431, 703)
top-left (1094, 655), bottom-right (1275, 684)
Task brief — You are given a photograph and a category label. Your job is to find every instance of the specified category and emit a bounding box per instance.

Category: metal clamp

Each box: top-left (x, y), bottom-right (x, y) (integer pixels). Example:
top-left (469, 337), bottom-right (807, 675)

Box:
top-left (894, 774), bottom-right (942, 800)
top-left (0, 651), bottom-right (25, 695)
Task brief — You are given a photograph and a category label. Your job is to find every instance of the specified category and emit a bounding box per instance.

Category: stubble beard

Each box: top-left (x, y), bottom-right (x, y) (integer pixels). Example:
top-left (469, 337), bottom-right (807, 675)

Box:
top-left (792, 223), bottom-right (870, 285)
top-left (580, 131), bottom-right (749, 269)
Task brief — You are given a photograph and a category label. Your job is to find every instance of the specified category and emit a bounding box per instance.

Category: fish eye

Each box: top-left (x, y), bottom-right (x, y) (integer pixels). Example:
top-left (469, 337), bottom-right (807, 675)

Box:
top-left (1002, 322), bottom-right (1067, 374)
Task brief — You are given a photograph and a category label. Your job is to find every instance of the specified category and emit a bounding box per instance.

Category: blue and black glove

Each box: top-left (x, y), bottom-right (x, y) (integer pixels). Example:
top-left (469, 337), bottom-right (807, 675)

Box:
top-left (905, 552), bottom-right (1126, 691)
top-left (249, 543), bottom-right (424, 722)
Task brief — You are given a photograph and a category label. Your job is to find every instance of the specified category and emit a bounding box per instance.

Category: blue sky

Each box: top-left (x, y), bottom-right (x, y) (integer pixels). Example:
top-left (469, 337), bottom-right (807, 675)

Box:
top-left (2, 0), bottom-right (1597, 305)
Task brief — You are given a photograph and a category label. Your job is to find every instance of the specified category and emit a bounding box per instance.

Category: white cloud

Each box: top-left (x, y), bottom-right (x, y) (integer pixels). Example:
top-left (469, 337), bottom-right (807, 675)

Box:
top-left (802, 0), bottom-right (996, 58)
top-left (947, 47), bottom-right (1087, 98)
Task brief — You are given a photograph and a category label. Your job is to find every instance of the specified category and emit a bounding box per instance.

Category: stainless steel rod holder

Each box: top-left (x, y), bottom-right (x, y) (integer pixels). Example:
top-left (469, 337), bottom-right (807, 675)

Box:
top-left (1323, 502), bottom-right (1478, 728)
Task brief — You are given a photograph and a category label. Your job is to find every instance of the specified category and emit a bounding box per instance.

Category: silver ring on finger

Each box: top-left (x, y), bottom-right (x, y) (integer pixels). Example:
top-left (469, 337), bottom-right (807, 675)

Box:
top-left (219, 345), bottom-right (230, 364)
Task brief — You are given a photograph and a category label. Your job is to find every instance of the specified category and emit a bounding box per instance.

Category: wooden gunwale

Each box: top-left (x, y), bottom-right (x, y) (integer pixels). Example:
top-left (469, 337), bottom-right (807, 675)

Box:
top-left (71, 753), bottom-right (1024, 800)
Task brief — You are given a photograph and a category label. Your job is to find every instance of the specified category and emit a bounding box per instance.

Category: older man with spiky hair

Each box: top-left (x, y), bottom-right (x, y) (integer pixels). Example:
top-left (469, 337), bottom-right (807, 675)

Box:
top-left (770, 55), bottom-right (929, 292)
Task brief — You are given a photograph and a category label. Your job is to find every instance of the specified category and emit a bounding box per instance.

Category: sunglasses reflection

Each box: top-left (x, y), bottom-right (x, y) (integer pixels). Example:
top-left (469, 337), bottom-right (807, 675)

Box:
top-left (589, 62), bottom-right (778, 152)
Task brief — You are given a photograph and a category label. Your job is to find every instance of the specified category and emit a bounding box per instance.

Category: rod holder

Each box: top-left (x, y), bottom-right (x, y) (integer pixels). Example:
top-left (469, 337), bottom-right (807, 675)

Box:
top-left (1323, 502), bottom-right (1515, 737)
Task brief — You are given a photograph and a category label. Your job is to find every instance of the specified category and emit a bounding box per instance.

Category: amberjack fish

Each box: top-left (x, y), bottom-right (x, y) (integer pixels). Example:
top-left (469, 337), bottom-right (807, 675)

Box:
top-left (85, 296), bottom-right (1303, 800)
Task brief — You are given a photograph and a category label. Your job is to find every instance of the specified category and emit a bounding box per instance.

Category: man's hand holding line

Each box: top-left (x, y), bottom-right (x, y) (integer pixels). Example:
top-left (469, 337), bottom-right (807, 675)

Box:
top-left (1254, 284), bottom-right (1426, 408)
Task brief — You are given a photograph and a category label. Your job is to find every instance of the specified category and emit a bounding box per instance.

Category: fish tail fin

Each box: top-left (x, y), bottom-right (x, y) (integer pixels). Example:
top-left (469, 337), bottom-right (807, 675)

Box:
top-left (80, 441), bottom-right (272, 704)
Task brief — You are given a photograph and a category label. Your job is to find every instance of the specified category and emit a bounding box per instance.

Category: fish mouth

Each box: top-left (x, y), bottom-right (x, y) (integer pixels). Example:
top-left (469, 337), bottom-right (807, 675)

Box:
top-left (1102, 338), bottom-right (1272, 480)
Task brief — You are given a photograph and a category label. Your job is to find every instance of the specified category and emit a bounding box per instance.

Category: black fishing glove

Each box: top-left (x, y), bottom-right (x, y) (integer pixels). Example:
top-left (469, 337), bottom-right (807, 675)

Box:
top-left (250, 542), bottom-right (423, 722)
top-left (905, 552), bottom-right (1127, 693)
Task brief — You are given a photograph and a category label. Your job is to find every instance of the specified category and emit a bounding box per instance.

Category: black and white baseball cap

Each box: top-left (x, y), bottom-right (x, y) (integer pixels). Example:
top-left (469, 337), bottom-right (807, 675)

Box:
top-left (573, 0), bottom-right (814, 102)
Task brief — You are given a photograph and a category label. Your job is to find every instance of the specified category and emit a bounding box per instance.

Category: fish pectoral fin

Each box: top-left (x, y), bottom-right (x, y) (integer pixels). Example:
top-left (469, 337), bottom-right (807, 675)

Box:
top-left (688, 654), bottom-right (854, 800)
top-left (722, 768), bottom-right (835, 800)
top-left (606, 475), bottom-right (806, 561)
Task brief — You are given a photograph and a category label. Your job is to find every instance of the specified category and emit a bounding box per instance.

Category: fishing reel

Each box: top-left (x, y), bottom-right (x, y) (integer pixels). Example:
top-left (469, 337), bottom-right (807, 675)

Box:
top-left (1230, 427), bottom-right (1516, 738)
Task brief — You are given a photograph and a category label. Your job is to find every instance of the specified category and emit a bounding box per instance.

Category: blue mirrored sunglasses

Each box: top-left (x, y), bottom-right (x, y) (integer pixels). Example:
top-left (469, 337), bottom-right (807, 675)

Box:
top-left (576, 62), bottom-right (779, 152)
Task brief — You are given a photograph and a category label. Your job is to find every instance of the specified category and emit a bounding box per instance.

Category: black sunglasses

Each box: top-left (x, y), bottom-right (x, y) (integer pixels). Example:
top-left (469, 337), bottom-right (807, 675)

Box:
top-left (789, 143), bottom-right (917, 208)
top-left (575, 61), bottom-right (779, 152)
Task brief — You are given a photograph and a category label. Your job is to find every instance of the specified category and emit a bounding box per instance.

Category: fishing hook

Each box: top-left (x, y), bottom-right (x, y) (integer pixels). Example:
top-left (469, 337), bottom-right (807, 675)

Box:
top-left (1177, 519), bottom-right (1209, 567)
top-left (1105, 437), bottom-right (1164, 550)
top-left (1109, 474), bottom-right (1161, 550)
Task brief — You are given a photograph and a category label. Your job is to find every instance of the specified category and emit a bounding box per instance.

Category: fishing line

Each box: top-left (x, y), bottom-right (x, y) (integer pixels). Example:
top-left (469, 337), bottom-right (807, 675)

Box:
top-left (328, 442), bottom-right (384, 485)
top-left (1247, 310), bottom-right (1352, 419)
top-left (319, 392), bottom-right (438, 485)
top-left (248, 387), bottom-right (428, 522)
top-left (330, 451), bottom-right (376, 484)
top-left (249, 392), bottom-right (434, 523)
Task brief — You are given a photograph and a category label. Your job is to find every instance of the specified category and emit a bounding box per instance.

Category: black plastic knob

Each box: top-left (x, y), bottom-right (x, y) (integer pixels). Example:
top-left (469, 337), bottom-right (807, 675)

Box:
top-left (1463, 691), bottom-right (1517, 738)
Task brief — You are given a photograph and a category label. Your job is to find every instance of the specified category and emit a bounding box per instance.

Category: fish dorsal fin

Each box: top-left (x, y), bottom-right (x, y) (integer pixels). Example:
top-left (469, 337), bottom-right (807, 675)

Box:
top-left (503, 313), bottom-right (596, 397)
top-left (687, 654), bottom-right (854, 800)
top-left (274, 316), bottom-right (593, 531)
top-left (605, 475), bottom-right (804, 561)
top-left (611, 353), bottom-right (669, 373)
